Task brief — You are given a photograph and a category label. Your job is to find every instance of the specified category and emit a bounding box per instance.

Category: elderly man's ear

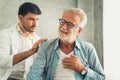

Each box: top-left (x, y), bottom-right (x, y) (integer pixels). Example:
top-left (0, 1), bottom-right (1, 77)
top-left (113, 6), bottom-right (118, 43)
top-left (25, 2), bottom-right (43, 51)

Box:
top-left (77, 27), bottom-right (83, 35)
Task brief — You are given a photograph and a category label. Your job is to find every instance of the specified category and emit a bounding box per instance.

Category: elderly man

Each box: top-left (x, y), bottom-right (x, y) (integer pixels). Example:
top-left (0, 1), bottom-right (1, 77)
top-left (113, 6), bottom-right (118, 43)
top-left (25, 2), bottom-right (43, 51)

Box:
top-left (27, 7), bottom-right (105, 80)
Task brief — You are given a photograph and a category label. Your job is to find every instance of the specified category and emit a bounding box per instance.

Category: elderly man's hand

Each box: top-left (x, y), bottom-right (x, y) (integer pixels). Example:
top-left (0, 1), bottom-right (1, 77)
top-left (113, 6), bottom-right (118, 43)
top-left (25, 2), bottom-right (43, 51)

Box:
top-left (62, 55), bottom-right (85, 72)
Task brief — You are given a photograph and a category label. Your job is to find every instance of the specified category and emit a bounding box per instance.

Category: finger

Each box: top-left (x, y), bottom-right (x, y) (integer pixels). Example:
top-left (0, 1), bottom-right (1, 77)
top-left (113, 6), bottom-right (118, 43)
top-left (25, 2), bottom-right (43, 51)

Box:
top-left (62, 61), bottom-right (71, 66)
top-left (71, 54), bottom-right (77, 58)
top-left (38, 38), bottom-right (47, 43)
top-left (63, 65), bottom-right (73, 69)
top-left (36, 38), bottom-right (47, 46)
top-left (62, 58), bottom-right (71, 63)
top-left (63, 57), bottom-right (70, 59)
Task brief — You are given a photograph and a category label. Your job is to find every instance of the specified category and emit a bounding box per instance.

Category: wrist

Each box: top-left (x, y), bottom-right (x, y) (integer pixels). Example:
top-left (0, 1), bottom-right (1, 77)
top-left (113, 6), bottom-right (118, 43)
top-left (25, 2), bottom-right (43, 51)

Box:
top-left (28, 48), bottom-right (35, 55)
top-left (80, 66), bottom-right (88, 76)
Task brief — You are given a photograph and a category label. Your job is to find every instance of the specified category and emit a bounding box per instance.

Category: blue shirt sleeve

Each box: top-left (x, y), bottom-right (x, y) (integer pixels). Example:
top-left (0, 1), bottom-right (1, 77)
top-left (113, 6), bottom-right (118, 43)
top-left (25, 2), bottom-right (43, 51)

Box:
top-left (27, 44), bottom-right (46, 80)
top-left (84, 43), bottom-right (105, 80)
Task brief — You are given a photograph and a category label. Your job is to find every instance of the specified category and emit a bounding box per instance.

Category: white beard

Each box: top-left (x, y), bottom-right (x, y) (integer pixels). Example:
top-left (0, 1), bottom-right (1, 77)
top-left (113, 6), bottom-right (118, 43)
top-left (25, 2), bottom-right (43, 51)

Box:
top-left (58, 30), bottom-right (76, 43)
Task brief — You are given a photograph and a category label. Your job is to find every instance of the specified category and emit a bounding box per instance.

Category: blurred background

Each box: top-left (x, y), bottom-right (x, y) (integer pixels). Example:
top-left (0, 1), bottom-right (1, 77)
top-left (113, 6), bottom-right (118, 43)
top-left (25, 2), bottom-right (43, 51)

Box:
top-left (1, 0), bottom-right (119, 80)
top-left (104, 0), bottom-right (120, 80)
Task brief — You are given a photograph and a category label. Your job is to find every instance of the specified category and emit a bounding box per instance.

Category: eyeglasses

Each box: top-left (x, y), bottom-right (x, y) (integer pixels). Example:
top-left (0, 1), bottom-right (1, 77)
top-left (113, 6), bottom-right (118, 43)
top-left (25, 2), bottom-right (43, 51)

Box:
top-left (59, 18), bottom-right (79, 28)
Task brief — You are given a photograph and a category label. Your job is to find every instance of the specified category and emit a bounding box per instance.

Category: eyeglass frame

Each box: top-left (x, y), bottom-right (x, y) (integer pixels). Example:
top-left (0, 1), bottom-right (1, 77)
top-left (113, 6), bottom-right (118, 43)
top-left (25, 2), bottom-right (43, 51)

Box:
top-left (59, 18), bottom-right (80, 28)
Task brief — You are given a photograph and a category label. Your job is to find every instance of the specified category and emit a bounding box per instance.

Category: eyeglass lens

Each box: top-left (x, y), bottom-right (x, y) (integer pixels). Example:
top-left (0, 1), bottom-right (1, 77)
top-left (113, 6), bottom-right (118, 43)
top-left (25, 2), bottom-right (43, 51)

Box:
top-left (59, 19), bottom-right (75, 28)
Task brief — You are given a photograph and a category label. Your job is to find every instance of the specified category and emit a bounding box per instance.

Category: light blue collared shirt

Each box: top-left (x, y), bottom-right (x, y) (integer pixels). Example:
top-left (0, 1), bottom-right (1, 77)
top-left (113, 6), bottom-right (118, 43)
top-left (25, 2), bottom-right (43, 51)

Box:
top-left (27, 38), bottom-right (105, 80)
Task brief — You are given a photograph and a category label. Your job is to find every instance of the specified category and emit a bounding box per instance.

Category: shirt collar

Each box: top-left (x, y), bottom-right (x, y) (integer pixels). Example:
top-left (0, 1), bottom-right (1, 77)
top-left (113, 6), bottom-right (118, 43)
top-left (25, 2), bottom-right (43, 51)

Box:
top-left (54, 38), bottom-right (82, 50)
top-left (54, 38), bottom-right (59, 50)
top-left (75, 38), bottom-right (81, 50)
top-left (17, 23), bottom-right (34, 38)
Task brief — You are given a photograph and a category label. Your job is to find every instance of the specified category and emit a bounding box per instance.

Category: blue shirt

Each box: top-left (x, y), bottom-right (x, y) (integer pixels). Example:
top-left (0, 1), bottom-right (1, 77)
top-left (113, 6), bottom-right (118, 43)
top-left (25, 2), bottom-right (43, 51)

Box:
top-left (27, 38), bottom-right (105, 80)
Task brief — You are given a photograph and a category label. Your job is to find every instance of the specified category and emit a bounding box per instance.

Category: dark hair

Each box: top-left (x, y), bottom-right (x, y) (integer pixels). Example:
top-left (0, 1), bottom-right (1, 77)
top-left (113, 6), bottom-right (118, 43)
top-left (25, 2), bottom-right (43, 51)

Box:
top-left (18, 2), bottom-right (41, 16)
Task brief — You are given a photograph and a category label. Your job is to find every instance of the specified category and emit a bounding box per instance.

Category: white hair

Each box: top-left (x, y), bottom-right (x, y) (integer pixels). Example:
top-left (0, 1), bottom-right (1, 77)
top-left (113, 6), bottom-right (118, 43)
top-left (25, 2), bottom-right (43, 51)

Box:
top-left (63, 7), bottom-right (87, 28)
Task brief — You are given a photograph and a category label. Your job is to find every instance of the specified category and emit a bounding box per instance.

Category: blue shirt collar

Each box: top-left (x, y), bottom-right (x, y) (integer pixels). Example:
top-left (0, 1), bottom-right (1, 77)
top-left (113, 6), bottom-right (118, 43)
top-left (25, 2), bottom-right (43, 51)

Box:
top-left (75, 38), bottom-right (81, 50)
top-left (54, 38), bottom-right (82, 50)
top-left (54, 38), bottom-right (59, 50)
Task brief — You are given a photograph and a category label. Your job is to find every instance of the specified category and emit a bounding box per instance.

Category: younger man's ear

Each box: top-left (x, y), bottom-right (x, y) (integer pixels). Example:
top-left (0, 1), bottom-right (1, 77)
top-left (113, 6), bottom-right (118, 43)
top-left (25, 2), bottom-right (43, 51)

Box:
top-left (18, 15), bottom-right (23, 21)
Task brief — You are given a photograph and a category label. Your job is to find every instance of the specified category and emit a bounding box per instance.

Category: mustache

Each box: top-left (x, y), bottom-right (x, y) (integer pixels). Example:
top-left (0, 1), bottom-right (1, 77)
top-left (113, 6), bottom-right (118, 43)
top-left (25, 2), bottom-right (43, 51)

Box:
top-left (31, 26), bottom-right (36, 27)
top-left (59, 29), bottom-right (68, 34)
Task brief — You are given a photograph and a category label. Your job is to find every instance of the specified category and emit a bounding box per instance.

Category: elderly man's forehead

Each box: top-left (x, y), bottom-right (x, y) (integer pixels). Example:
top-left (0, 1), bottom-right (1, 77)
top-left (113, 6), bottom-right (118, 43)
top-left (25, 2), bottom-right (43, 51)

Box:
top-left (62, 12), bottom-right (80, 21)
